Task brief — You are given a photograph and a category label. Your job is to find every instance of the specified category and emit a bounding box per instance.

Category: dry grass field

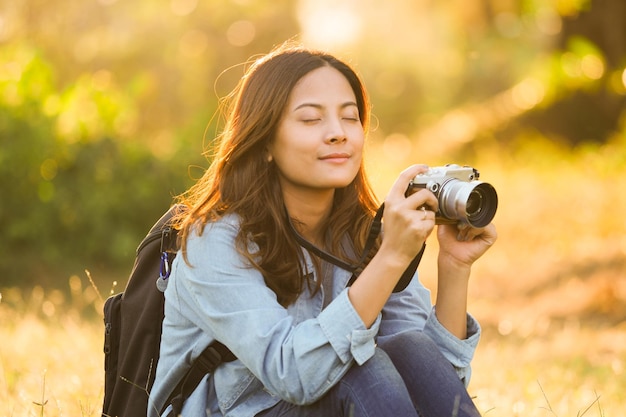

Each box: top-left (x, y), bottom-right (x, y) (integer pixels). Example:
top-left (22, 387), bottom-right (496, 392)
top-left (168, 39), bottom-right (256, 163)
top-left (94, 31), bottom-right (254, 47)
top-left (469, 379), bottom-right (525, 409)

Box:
top-left (1, 134), bottom-right (625, 416)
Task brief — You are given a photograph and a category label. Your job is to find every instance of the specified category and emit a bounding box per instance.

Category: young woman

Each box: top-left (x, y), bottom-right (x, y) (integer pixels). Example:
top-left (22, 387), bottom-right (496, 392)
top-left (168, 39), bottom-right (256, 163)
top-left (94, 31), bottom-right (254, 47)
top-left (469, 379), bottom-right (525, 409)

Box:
top-left (148, 43), bottom-right (497, 417)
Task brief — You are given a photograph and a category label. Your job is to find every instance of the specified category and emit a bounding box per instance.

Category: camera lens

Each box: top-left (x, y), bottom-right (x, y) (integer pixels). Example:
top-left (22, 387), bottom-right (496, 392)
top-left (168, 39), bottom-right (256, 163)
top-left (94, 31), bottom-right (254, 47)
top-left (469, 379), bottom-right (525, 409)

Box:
top-left (439, 180), bottom-right (498, 228)
top-left (466, 190), bottom-right (482, 216)
top-left (466, 182), bottom-right (498, 227)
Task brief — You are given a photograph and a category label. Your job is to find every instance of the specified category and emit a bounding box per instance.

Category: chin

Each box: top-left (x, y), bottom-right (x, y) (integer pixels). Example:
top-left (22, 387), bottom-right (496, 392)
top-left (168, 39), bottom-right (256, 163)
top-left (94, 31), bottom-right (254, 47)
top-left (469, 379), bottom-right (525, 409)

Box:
top-left (324, 178), bottom-right (355, 189)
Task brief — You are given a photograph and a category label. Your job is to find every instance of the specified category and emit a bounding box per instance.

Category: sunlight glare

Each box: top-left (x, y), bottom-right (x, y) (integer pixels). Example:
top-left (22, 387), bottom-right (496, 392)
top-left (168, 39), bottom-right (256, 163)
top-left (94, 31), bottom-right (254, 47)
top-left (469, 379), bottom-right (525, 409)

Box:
top-left (580, 54), bottom-right (604, 80)
top-left (170, 0), bottom-right (197, 16)
top-left (40, 159), bottom-right (58, 181)
top-left (227, 20), bottom-right (256, 47)
top-left (498, 319), bottom-right (513, 336)
top-left (511, 77), bottom-right (545, 110)
top-left (297, 0), bottom-right (361, 49)
top-left (42, 300), bottom-right (56, 317)
top-left (613, 67), bottom-right (626, 94)
top-left (439, 110), bottom-right (477, 144)
top-left (512, 400), bottom-right (526, 415)
top-left (91, 69), bottom-right (114, 91)
top-left (536, 6), bottom-right (562, 36)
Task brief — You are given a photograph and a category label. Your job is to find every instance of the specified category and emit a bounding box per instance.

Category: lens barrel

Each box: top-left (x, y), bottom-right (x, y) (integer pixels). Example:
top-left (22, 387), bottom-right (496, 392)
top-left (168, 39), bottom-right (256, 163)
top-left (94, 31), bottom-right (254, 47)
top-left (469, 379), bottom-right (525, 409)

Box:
top-left (438, 180), bottom-right (498, 228)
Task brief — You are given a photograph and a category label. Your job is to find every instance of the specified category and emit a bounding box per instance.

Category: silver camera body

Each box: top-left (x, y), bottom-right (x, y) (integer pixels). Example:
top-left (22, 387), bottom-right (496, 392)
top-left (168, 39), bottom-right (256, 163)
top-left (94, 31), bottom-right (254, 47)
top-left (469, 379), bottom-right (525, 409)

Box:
top-left (407, 164), bottom-right (498, 228)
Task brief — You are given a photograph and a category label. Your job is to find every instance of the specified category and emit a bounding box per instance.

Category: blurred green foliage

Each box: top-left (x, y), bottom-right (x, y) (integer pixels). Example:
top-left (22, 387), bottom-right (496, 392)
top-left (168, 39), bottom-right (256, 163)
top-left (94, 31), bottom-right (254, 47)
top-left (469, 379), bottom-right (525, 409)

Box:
top-left (0, 44), bottom-right (194, 286)
top-left (0, 0), bottom-right (624, 288)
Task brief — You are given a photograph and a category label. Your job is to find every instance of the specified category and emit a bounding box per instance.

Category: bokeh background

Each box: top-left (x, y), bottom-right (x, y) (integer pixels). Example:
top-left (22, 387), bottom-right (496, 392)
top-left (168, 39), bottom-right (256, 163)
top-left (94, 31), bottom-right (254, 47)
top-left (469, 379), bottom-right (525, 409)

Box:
top-left (1, 0), bottom-right (625, 415)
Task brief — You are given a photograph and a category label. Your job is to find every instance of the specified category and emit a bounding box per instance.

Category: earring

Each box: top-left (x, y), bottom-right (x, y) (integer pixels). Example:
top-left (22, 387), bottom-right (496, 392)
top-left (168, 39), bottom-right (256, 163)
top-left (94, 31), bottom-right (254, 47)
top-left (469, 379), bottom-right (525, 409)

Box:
top-left (267, 154), bottom-right (273, 162)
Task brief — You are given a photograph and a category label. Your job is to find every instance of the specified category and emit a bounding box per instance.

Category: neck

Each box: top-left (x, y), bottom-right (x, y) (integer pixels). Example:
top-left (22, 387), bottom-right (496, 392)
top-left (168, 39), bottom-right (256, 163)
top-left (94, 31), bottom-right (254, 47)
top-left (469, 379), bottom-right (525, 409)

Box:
top-left (283, 188), bottom-right (334, 245)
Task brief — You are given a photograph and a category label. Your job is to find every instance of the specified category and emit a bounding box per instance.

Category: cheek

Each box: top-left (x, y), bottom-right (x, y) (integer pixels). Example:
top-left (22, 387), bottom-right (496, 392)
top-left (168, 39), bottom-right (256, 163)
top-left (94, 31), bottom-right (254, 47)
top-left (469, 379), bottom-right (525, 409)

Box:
top-left (352, 134), bottom-right (365, 159)
top-left (270, 142), bottom-right (309, 176)
top-left (274, 148), bottom-right (312, 175)
top-left (271, 129), bottom-right (317, 165)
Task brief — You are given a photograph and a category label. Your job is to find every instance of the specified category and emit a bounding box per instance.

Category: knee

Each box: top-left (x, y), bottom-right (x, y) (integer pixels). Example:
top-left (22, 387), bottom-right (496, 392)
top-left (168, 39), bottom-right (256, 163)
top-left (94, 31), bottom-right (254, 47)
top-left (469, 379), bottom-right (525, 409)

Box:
top-left (336, 349), bottom-right (416, 413)
top-left (345, 348), bottom-right (398, 382)
top-left (378, 331), bottom-right (447, 365)
top-left (379, 331), bottom-right (437, 352)
top-left (341, 348), bottom-right (407, 392)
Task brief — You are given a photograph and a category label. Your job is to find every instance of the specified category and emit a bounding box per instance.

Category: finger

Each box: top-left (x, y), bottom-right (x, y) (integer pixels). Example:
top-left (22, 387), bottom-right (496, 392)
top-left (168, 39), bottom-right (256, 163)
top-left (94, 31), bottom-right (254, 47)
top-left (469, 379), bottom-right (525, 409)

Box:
top-left (478, 223), bottom-right (498, 245)
top-left (457, 223), bottom-right (497, 242)
top-left (419, 206), bottom-right (428, 220)
top-left (421, 207), bottom-right (438, 223)
top-left (407, 188), bottom-right (439, 212)
top-left (456, 223), bottom-right (479, 241)
top-left (387, 164), bottom-right (429, 202)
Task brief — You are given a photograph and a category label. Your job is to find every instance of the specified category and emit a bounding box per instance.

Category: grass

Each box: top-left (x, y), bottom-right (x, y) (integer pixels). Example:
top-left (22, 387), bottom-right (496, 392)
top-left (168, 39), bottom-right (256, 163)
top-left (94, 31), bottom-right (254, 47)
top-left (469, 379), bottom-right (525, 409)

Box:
top-left (0, 283), bottom-right (104, 417)
top-left (1, 133), bottom-right (625, 416)
top-left (2, 280), bottom-right (624, 417)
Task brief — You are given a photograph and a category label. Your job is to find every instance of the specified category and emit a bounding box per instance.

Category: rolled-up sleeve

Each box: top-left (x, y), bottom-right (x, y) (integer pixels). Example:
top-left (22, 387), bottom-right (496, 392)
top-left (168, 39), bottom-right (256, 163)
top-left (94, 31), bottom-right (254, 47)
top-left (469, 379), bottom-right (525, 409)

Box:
top-left (318, 289), bottom-right (380, 366)
top-left (423, 307), bottom-right (481, 385)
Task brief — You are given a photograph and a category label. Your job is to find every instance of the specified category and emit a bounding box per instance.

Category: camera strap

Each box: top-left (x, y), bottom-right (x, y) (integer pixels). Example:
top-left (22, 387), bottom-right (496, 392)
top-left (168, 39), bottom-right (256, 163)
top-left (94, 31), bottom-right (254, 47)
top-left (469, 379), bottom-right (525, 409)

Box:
top-left (290, 204), bottom-right (425, 293)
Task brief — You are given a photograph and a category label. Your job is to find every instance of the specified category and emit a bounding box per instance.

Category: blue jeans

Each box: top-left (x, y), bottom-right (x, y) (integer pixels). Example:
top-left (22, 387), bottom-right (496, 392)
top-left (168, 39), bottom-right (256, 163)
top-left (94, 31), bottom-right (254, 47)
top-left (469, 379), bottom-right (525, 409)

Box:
top-left (256, 332), bottom-right (481, 417)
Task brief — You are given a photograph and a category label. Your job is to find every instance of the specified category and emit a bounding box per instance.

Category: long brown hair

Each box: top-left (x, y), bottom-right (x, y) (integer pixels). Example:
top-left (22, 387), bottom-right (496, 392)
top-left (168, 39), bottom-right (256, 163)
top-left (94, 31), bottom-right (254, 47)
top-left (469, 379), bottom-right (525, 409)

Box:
top-left (175, 43), bottom-right (380, 306)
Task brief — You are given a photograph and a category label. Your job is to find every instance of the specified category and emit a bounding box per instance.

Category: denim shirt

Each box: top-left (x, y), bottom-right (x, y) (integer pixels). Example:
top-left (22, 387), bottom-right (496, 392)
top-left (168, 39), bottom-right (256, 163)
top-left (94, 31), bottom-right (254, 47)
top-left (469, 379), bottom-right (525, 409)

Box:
top-left (147, 214), bottom-right (481, 417)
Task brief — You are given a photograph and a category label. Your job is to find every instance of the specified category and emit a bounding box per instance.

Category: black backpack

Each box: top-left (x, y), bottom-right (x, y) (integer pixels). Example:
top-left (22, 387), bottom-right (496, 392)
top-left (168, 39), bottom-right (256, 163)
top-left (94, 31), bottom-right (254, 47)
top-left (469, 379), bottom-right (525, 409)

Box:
top-left (101, 204), bottom-right (422, 417)
top-left (101, 205), bottom-right (235, 417)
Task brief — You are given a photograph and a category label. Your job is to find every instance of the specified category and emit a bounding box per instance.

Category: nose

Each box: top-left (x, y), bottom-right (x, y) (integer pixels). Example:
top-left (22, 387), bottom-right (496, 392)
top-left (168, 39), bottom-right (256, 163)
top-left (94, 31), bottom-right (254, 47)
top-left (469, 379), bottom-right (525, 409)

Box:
top-left (328, 135), bottom-right (346, 144)
top-left (325, 117), bottom-right (347, 144)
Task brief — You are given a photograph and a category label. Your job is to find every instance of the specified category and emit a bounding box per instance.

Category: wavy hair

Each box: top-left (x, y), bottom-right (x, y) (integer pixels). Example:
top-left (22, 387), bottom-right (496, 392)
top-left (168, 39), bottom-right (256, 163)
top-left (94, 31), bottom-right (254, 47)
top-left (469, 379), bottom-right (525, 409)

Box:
top-left (175, 43), bottom-right (379, 306)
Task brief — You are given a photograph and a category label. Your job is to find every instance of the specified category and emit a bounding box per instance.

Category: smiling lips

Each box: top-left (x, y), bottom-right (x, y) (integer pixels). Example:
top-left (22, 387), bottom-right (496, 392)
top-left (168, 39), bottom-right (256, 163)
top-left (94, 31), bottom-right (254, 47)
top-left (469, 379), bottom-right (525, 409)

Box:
top-left (319, 152), bottom-right (351, 162)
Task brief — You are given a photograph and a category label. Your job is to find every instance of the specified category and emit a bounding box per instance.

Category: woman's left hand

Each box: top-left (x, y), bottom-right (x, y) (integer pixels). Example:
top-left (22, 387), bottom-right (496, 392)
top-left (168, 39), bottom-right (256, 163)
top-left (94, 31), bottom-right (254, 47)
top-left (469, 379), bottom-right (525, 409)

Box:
top-left (436, 222), bottom-right (498, 269)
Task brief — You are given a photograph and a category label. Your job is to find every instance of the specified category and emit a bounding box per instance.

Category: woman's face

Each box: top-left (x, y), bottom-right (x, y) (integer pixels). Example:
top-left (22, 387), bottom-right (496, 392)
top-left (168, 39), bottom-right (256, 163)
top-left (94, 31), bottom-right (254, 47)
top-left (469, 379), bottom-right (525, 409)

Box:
top-left (269, 66), bottom-right (364, 201)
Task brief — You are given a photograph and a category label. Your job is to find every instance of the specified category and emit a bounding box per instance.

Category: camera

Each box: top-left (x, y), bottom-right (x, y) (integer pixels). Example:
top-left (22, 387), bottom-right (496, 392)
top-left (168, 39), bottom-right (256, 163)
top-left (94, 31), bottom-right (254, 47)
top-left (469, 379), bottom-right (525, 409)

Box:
top-left (406, 164), bottom-right (498, 228)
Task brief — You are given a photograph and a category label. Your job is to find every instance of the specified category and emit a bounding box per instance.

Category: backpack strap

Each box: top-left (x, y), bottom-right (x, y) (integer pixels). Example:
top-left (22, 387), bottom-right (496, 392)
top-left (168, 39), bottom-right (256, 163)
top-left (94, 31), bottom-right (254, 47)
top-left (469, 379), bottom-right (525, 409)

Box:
top-left (164, 342), bottom-right (236, 416)
top-left (156, 205), bottom-right (185, 292)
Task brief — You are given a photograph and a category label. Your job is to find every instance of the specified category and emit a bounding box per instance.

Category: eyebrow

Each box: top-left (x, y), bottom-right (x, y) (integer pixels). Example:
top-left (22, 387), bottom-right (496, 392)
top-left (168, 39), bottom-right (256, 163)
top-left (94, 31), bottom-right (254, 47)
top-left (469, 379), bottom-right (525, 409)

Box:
top-left (293, 101), bottom-right (358, 111)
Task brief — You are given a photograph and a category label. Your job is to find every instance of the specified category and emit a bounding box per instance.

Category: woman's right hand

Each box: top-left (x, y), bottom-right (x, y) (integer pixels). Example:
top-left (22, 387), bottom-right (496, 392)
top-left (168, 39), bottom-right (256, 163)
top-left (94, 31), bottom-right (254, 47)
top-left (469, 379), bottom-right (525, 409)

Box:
top-left (377, 164), bottom-right (439, 266)
top-left (348, 165), bottom-right (439, 327)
